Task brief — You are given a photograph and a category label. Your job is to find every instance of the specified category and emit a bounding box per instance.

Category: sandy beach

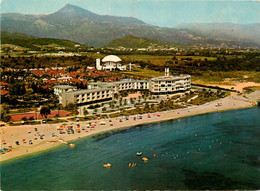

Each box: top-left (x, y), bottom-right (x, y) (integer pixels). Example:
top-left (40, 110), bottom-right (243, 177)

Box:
top-left (1, 91), bottom-right (259, 164)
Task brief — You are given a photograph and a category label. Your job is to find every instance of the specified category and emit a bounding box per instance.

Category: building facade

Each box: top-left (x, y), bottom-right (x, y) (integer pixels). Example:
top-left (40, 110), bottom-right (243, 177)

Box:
top-left (57, 66), bottom-right (191, 106)
top-left (96, 55), bottom-right (126, 71)
top-left (54, 85), bottom-right (77, 105)
top-left (60, 88), bottom-right (113, 106)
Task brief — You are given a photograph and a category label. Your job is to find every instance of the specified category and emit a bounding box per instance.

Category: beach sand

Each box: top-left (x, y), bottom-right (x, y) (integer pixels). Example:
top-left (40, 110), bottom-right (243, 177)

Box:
top-left (1, 91), bottom-right (259, 163)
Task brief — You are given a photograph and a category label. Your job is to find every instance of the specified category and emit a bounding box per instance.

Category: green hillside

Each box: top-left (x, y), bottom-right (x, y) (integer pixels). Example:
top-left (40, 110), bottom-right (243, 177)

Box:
top-left (1, 31), bottom-right (87, 50)
top-left (105, 35), bottom-right (168, 48)
top-left (105, 35), bottom-right (197, 50)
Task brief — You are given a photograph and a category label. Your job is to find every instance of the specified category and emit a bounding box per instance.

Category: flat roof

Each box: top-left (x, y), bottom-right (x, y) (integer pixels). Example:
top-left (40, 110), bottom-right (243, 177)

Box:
top-left (151, 74), bottom-right (190, 81)
top-left (54, 85), bottom-right (77, 89)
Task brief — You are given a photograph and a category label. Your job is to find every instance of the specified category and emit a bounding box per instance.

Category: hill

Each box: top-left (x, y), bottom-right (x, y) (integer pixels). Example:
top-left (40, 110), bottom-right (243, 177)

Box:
top-left (174, 23), bottom-right (260, 48)
top-left (105, 35), bottom-right (169, 48)
top-left (1, 4), bottom-right (259, 48)
top-left (1, 31), bottom-right (87, 50)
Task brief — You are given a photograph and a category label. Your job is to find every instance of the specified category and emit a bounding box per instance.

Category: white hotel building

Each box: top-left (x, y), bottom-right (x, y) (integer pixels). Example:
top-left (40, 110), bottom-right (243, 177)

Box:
top-left (55, 56), bottom-right (191, 106)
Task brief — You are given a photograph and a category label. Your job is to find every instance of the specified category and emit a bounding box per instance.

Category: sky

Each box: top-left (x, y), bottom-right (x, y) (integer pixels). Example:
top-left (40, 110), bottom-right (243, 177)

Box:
top-left (1, 0), bottom-right (259, 27)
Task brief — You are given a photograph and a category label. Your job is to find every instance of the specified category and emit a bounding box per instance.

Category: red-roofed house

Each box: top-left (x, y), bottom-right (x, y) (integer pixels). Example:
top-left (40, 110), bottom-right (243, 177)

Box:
top-left (1, 90), bottom-right (9, 96)
top-left (69, 72), bottom-right (78, 78)
top-left (0, 82), bottom-right (9, 86)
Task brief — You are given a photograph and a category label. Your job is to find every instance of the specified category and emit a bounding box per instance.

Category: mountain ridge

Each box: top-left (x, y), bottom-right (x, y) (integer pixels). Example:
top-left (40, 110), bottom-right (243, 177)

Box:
top-left (1, 30), bottom-right (87, 50)
top-left (1, 4), bottom-right (259, 48)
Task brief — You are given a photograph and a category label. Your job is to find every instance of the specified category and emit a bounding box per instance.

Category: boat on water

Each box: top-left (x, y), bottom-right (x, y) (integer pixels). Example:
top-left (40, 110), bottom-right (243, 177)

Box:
top-left (136, 152), bottom-right (142, 156)
top-left (103, 163), bottom-right (111, 168)
top-left (142, 157), bottom-right (148, 162)
top-left (69, 144), bottom-right (76, 147)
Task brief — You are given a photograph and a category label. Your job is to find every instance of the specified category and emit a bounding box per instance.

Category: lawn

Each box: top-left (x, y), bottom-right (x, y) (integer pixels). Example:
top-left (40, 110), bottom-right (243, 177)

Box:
top-left (122, 68), bottom-right (164, 78)
top-left (191, 71), bottom-right (260, 84)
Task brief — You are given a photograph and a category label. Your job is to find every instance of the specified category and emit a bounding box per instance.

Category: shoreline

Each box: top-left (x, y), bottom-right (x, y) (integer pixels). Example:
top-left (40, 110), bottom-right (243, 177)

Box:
top-left (1, 92), bottom-right (259, 165)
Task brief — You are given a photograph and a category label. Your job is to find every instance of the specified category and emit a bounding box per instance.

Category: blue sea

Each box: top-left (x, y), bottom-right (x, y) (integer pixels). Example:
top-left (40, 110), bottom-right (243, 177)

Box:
top-left (1, 107), bottom-right (260, 190)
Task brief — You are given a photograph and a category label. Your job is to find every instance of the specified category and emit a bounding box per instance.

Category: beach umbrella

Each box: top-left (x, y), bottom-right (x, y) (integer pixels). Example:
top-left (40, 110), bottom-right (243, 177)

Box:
top-left (27, 129), bottom-right (31, 133)
top-left (2, 140), bottom-right (6, 143)
top-left (7, 143), bottom-right (11, 147)
top-left (22, 139), bottom-right (26, 142)
top-left (91, 124), bottom-right (95, 128)
top-left (40, 133), bottom-right (45, 136)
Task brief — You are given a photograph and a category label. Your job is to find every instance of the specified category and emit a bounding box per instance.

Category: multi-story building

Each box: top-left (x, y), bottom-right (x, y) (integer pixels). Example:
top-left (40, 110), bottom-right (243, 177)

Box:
top-left (149, 74), bottom-right (191, 94)
top-left (57, 66), bottom-right (191, 106)
top-left (54, 85), bottom-right (77, 105)
top-left (60, 88), bottom-right (113, 106)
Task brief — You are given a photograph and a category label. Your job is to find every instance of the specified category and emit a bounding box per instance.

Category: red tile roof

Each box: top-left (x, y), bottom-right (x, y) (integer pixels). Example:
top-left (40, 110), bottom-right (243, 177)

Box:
top-left (69, 71), bottom-right (78, 78)
top-left (0, 82), bottom-right (9, 86)
top-left (1, 90), bottom-right (9, 95)
top-left (69, 79), bottom-right (81, 84)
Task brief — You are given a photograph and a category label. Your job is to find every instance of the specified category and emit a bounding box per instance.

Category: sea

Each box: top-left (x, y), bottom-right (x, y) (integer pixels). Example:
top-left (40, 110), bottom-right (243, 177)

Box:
top-left (1, 107), bottom-right (260, 190)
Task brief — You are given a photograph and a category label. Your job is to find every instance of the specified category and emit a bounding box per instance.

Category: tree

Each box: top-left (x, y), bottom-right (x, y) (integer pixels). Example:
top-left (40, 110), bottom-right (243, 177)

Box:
top-left (28, 116), bottom-right (34, 121)
top-left (114, 93), bottom-right (119, 99)
top-left (22, 116), bottom-right (28, 121)
top-left (40, 106), bottom-right (51, 119)
top-left (83, 108), bottom-right (89, 118)
top-left (65, 103), bottom-right (78, 115)
top-left (57, 104), bottom-right (62, 117)
top-left (0, 104), bottom-right (11, 122)
top-left (102, 107), bottom-right (106, 112)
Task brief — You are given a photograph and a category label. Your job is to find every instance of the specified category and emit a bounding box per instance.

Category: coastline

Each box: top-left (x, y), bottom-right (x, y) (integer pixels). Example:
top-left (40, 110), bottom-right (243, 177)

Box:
top-left (1, 91), bottom-right (259, 165)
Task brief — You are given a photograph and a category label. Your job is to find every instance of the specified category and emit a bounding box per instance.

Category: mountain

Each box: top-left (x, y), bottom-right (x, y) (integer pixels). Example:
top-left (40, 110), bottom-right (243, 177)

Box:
top-left (1, 31), bottom-right (86, 50)
top-left (1, 4), bottom-right (259, 48)
top-left (174, 23), bottom-right (260, 48)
